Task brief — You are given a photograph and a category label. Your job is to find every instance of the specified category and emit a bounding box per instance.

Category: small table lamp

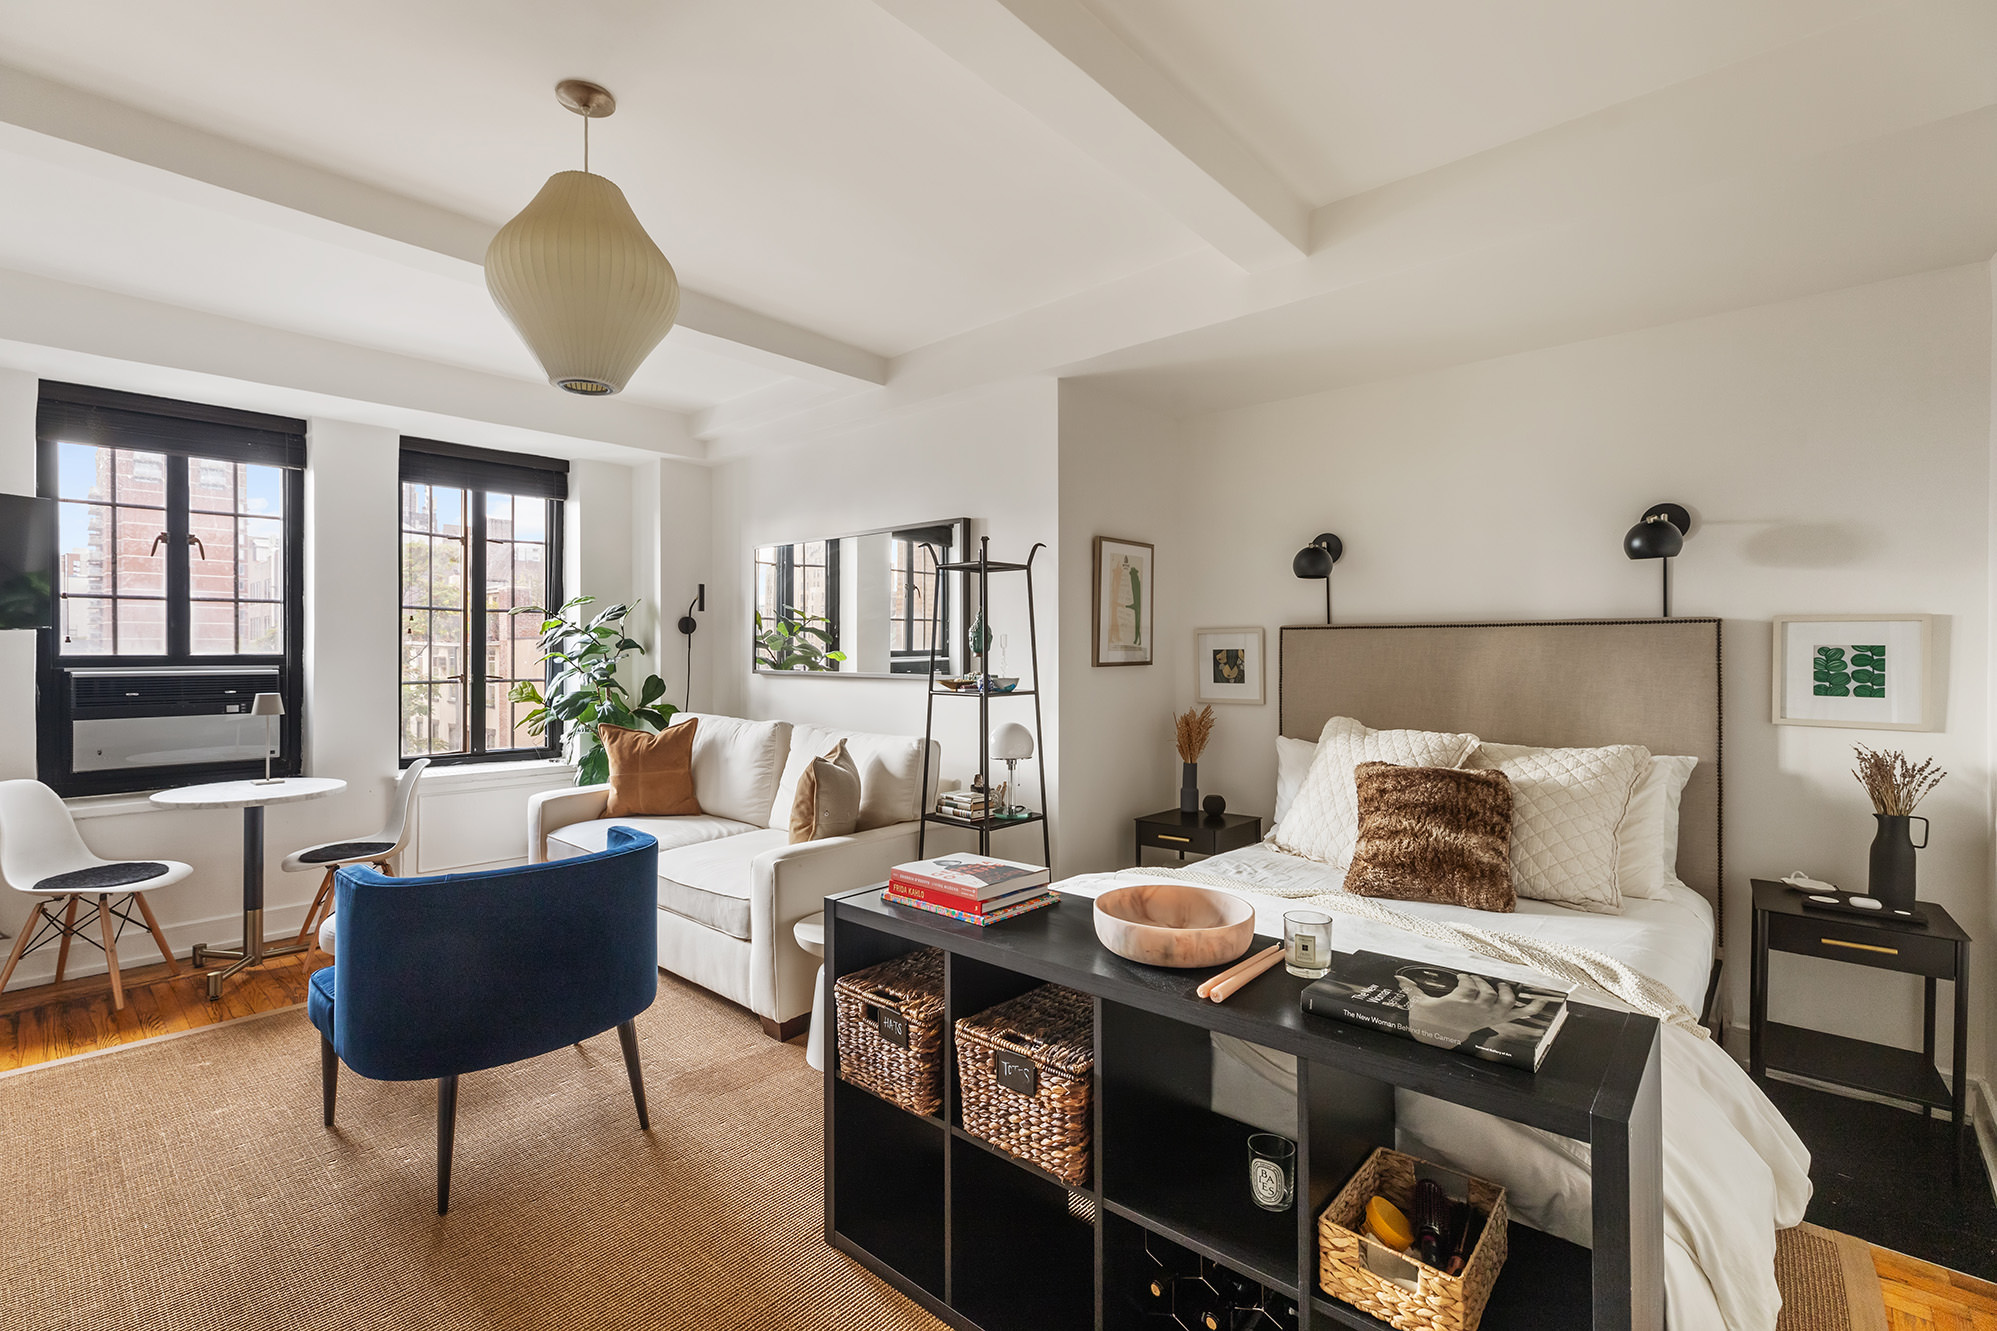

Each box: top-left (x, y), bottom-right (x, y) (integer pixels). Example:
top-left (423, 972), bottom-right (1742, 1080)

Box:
top-left (990, 722), bottom-right (1034, 816)
top-left (251, 692), bottom-right (285, 784)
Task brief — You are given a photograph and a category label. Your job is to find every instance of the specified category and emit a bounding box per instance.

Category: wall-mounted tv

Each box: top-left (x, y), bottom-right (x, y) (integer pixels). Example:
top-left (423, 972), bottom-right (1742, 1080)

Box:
top-left (0, 493), bottom-right (55, 630)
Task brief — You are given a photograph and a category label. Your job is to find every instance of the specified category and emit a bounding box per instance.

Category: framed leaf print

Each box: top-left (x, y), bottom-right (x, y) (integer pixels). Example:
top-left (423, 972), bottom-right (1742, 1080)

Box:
top-left (1772, 614), bottom-right (1936, 731)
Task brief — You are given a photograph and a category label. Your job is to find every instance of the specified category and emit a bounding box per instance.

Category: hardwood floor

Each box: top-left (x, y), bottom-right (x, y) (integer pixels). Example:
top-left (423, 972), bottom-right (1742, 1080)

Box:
top-left (2, 954), bottom-right (1992, 1329)
top-left (0, 947), bottom-right (322, 1072)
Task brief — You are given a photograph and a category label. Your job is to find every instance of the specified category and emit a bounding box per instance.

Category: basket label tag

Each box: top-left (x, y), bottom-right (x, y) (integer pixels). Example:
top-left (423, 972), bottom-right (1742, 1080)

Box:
top-left (867, 1004), bottom-right (910, 1047)
top-left (995, 1051), bottom-right (1038, 1096)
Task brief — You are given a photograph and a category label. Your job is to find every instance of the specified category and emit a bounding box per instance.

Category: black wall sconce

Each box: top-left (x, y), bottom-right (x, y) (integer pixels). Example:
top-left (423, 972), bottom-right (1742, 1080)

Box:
top-left (677, 583), bottom-right (704, 709)
top-left (1623, 503), bottom-right (1689, 617)
top-left (1292, 532), bottom-right (1343, 624)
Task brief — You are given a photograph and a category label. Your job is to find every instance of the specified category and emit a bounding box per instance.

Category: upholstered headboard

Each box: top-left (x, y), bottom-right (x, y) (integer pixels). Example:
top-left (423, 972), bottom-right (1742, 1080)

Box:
top-left (1280, 619), bottom-right (1723, 940)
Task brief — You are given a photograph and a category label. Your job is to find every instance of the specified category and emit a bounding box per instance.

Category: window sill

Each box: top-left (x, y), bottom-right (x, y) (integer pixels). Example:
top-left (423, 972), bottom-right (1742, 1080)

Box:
top-left (65, 793), bottom-right (170, 821)
top-left (416, 758), bottom-right (578, 793)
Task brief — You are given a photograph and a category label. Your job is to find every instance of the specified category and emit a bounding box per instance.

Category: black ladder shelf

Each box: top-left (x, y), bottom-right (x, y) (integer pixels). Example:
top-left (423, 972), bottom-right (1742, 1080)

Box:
top-left (915, 537), bottom-right (1051, 867)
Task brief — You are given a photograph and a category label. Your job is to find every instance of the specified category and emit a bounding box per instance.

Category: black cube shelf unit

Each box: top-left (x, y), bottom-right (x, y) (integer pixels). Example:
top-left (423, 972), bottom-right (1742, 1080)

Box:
top-left (825, 887), bottom-right (1665, 1331)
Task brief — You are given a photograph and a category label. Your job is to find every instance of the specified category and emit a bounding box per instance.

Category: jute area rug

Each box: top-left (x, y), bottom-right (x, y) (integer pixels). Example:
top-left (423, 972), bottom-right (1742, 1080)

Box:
top-left (1775, 1223), bottom-right (1890, 1331)
top-left (0, 973), bottom-right (945, 1331)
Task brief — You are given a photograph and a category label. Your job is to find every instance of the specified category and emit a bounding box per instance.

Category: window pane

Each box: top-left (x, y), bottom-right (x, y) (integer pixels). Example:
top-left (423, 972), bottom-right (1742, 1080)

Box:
top-left (402, 482), bottom-right (430, 533)
top-left (401, 610), bottom-right (432, 681)
top-left (402, 533), bottom-right (430, 607)
top-left (57, 502), bottom-right (109, 595)
top-left (119, 450), bottom-right (167, 509)
top-left (484, 681), bottom-right (510, 751)
top-left (486, 492), bottom-right (512, 537)
top-left (60, 597), bottom-right (112, 656)
top-left (189, 458), bottom-right (234, 512)
top-left (189, 509), bottom-right (236, 599)
top-left (485, 539), bottom-right (513, 611)
top-left (114, 507), bottom-right (165, 595)
top-left (431, 536), bottom-right (464, 608)
top-left (240, 517), bottom-right (284, 602)
top-left (512, 498), bottom-right (545, 543)
top-left (191, 600), bottom-right (234, 655)
top-left (432, 680), bottom-right (463, 754)
top-left (243, 465), bottom-right (282, 516)
top-left (239, 602), bottom-right (281, 656)
top-left (116, 598), bottom-right (166, 655)
top-left (514, 542), bottom-right (544, 610)
top-left (57, 442), bottom-right (109, 501)
top-left (401, 683), bottom-right (431, 758)
top-left (433, 487), bottom-right (463, 537)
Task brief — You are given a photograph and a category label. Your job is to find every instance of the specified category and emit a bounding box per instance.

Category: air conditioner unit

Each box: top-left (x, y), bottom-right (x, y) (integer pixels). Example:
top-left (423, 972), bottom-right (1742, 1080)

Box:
top-left (67, 667), bottom-right (283, 773)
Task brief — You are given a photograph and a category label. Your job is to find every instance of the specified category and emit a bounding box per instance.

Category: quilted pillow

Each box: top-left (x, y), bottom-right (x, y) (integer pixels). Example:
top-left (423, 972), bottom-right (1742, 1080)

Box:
top-left (1467, 741), bottom-right (1650, 913)
top-left (1615, 754), bottom-right (1698, 901)
top-left (1344, 763), bottom-right (1515, 912)
top-left (1269, 717), bottom-right (1480, 866)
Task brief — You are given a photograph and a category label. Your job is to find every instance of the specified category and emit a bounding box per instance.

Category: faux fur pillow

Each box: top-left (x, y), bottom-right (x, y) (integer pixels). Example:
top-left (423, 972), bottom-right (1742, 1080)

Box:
top-left (1270, 717), bottom-right (1481, 866)
top-left (1343, 763), bottom-right (1515, 912)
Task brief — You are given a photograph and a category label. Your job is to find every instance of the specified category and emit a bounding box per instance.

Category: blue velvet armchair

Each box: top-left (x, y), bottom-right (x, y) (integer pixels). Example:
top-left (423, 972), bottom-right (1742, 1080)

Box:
top-left (308, 825), bottom-right (659, 1214)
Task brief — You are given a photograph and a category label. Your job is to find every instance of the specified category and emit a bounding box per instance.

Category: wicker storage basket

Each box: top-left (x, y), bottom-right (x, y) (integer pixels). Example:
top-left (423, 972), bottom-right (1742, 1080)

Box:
top-left (954, 984), bottom-right (1094, 1186)
top-left (834, 948), bottom-right (947, 1116)
top-left (1317, 1147), bottom-right (1509, 1331)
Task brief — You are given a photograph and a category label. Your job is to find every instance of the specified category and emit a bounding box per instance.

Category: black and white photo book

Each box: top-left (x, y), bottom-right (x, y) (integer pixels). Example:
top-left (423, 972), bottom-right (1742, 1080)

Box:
top-left (1301, 951), bottom-right (1574, 1071)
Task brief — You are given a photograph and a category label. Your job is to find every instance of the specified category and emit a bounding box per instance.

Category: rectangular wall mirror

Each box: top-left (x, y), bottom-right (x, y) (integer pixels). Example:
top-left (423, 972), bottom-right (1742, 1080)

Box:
top-left (754, 518), bottom-right (968, 678)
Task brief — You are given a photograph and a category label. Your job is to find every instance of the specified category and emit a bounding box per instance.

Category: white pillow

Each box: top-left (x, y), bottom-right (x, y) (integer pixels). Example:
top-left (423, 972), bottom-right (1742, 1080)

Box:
top-left (1269, 717), bottom-right (1480, 866)
top-left (1616, 755), bottom-right (1698, 901)
top-left (1468, 741), bottom-right (1649, 914)
top-left (1272, 736), bottom-right (1317, 827)
top-left (671, 714), bottom-right (793, 827)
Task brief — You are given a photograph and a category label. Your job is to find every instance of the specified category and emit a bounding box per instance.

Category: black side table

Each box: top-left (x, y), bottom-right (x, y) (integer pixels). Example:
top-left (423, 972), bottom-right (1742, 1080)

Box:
top-left (1133, 809), bottom-right (1261, 865)
top-left (1749, 878), bottom-right (1971, 1168)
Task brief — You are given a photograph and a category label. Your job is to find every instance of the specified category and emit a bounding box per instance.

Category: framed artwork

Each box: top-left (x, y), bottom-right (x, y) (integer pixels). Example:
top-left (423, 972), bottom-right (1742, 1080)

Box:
top-left (1772, 614), bottom-right (1936, 731)
top-left (1092, 537), bottom-right (1153, 666)
top-left (1195, 626), bottom-right (1265, 704)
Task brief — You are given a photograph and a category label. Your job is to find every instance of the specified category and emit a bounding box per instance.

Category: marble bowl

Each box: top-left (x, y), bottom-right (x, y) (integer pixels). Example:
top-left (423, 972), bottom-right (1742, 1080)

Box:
top-left (1093, 883), bottom-right (1256, 969)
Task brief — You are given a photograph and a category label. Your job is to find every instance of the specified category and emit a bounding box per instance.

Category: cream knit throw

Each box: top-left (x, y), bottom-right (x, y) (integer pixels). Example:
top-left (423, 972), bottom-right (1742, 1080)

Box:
top-left (1135, 864), bottom-right (1710, 1038)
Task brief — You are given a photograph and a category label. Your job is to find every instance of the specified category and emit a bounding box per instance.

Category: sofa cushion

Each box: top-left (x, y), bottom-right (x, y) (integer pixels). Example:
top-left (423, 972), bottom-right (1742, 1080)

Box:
top-left (771, 724), bottom-right (934, 831)
top-left (672, 713), bottom-right (792, 828)
top-left (653, 827), bottom-right (791, 940)
top-left (546, 814), bottom-right (757, 860)
top-left (603, 720), bottom-right (701, 817)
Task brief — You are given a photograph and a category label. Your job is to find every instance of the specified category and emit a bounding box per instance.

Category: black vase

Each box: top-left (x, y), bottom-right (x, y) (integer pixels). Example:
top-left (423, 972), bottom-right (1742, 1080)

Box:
top-left (1180, 762), bottom-right (1199, 814)
top-left (1866, 813), bottom-right (1926, 911)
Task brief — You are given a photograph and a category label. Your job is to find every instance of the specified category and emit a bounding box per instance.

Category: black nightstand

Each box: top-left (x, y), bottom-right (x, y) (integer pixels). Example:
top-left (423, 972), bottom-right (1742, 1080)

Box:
top-left (1133, 808), bottom-right (1262, 865)
top-left (1749, 878), bottom-right (1972, 1169)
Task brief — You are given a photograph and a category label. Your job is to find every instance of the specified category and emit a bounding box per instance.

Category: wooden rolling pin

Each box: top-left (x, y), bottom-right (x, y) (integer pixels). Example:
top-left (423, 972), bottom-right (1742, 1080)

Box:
top-left (1197, 943), bottom-right (1282, 1002)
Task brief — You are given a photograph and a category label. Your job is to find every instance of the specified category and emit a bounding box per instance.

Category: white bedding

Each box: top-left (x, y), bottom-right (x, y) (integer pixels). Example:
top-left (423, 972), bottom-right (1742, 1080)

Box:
top-left (1058, 845), bottom-right (1811, 1331)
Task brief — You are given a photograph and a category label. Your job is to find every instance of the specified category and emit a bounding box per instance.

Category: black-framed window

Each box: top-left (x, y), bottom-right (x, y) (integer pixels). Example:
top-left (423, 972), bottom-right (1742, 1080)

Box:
top-left (399, 438), bottom-right (567, 766)
top-left (35, 382), bottom-right (306, 796)
top-left (888, 527), bottom-right (949, 673)
top-left (753, 540), bottom-right (841, 645)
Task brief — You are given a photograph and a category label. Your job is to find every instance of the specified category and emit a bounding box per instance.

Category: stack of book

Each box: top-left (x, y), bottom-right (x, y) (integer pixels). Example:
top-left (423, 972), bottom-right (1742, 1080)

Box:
top-left (883, 855), bottom-right (1056, 926)
top-left (935, 788), bottom-right (1005, 821)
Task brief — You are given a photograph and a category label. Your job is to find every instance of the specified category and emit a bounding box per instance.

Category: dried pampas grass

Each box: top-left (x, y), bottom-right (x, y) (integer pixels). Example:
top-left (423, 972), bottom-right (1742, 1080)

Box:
top-left (1174, 705), bottom-right (1216, 764)
top-left (1852, 745), bottom-right (1945, 816)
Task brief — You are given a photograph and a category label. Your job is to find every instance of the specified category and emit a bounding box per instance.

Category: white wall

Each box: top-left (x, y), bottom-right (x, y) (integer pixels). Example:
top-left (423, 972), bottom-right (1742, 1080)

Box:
top-left (0, 370), bottom-right (39, 782)
top-left (709, 379), bottom-right (1059, 864)
top-left (1151, 263), bottom-right (1992, 1077)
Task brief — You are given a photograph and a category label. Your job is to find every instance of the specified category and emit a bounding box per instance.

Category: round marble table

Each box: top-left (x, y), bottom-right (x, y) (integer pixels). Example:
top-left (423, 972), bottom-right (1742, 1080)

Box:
top-left (150, 777), bottom-right (345, 999)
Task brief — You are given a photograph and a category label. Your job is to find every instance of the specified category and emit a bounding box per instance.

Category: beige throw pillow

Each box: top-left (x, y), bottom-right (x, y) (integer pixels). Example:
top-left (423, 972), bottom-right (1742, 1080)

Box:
top-left (602, 719), bottom-right (702, 818)
top-left (1467, 741), bottom-right (1649, 914)
top-left (1270, 717), bottom-right (1481, 866)
top-left (788, 740), bottom-right (861, 844)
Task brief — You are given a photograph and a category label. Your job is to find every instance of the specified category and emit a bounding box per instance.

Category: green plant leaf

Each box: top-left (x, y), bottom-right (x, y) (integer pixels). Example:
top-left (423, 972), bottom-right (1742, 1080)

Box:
top-left (638, 675), bottom-right (667, 707)
top-left (507, 681), bottom-right (543, 705)
top-left (577, 746), bottom-right (609, 787)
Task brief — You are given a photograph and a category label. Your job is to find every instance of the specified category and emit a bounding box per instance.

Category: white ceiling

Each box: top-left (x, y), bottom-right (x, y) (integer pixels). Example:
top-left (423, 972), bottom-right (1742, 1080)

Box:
top-left (0, 0), bottom-right (1990, 453)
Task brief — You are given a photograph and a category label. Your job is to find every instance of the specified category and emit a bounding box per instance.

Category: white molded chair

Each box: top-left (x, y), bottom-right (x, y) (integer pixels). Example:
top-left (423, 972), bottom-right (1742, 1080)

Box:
top-left (0, 779), bottom-right (192, 1010)
top-left (284, 758), bottom-right (427, 947)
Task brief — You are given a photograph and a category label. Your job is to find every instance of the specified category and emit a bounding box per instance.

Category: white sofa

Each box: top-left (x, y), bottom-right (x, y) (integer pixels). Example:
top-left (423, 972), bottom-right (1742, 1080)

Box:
top-left (527, 713), bottom-right (937, 1040)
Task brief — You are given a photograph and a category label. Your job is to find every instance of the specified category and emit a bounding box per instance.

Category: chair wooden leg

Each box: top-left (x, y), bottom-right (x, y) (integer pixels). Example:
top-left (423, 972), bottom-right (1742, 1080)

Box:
top-left (295, 869), bottom-right (334, 946)
top-left (374, 860), bottom-right (396, 878)
top-left (132, 892), bottom-right (180, 976)
top-left (97, 894), bottom-right (124, 1010)
top-left (0, 902), bottom-right (44, 994)
top-left (52, 895), bottom-right (79, 983)
top-left (321, 1036), bottom-right (339, 1127)
top-left (437, 1074), bottom-right (459, 1216)
top-left (616, 1018), bottom-right (650, 1130)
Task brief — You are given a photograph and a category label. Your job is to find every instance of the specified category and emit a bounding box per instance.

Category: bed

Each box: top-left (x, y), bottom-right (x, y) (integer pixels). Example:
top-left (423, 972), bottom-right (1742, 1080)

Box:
top-left (1053, 620), bottom-right (1811, 1331)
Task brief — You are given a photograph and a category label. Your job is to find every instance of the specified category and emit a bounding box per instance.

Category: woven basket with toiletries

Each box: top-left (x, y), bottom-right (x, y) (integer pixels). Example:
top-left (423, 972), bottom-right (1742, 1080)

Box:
top-left (834, 947), bottom-right (947, 1116)
top-left (954, 984), bottom-right (1094, 1186)
top-left (1318, 1147), bottom-right (1508, 1331)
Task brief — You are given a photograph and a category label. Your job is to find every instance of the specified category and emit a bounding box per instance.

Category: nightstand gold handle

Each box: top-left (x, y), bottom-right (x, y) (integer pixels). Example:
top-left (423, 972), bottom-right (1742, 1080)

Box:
top-left (1155, 834), bottom-right (1190, 844)
top-left (1822, 938), bottom-right (1898, 955)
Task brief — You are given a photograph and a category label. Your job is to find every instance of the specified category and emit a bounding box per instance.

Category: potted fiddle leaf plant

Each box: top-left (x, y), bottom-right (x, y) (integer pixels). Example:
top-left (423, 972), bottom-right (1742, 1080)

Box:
top-left (754, 607), bottom-right (847, 672)
top-left (510, 596), bottom-right (674, 787)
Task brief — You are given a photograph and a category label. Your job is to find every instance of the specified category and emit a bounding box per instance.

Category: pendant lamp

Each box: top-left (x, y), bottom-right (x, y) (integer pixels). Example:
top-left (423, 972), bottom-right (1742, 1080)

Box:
top-left (485, 80), bottom-right (680, 396)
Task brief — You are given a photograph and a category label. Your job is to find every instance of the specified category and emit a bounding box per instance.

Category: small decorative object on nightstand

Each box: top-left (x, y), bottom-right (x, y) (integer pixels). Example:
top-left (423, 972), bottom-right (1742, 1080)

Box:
top-left (1174, 705), bottom-right (1215, 814)
top-left (1134, 808), bottom-right (1261, 866)
top-left (1852, 745), bottom-right (1944, 912)
top-left (1203, 794), bottom-right (1227, 817)
top-left (1749, 878), bottom-right (1972, 1172)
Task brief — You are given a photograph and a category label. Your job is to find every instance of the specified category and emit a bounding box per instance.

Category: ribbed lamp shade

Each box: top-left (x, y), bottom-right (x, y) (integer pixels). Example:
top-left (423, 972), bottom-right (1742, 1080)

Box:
top-left (485, 170), bottom-right (681, 396)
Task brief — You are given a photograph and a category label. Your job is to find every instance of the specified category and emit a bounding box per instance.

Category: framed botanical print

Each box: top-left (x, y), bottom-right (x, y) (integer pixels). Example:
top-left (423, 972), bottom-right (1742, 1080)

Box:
top-left (1092, 537), bottom-right (1153, 666)
top-left (1772, 614), bottom-right (1936, 731)
top-left (1195, 626), bottom-right (1264, 704)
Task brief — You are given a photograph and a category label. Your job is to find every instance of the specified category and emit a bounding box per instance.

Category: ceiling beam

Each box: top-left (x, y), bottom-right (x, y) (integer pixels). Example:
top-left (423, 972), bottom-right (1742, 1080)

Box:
top-left (0, 63), bottom-right (888, 388)
top-left (872, 0), bottom-right (1308, 271)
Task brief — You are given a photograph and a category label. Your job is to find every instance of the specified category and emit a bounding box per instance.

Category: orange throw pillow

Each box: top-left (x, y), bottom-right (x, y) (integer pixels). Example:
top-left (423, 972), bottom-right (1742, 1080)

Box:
top-left (602, 719), bottom-right (702, 818)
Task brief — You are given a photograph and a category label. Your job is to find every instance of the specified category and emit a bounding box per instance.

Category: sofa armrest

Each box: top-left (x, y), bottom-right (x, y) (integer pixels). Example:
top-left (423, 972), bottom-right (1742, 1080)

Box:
top-left (746, 821), bottom-right (923, 1022)
top-left (526, 783), bottom-right (611, 864)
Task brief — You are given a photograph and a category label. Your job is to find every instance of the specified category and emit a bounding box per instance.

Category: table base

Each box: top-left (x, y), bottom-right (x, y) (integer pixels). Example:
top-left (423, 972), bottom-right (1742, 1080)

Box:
top-left (193, 907), bottom-right (313, 1000)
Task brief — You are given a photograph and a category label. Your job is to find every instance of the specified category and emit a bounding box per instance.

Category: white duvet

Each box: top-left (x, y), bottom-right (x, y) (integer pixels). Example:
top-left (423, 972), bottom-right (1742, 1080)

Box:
top-left (1060, 845), bottom-right (1812, 1331)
